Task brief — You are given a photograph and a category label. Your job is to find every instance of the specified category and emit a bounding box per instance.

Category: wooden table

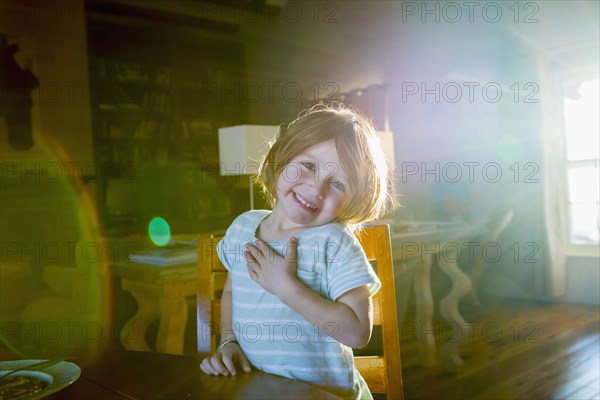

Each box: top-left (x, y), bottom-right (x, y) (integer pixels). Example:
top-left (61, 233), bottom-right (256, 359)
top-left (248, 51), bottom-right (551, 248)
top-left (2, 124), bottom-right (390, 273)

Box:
top-left (391, 221), bottom-right (487, 370)
top-left (111, 261), bottom-right (196, 355)
top-left (38, 349), bottom-right (340, 399)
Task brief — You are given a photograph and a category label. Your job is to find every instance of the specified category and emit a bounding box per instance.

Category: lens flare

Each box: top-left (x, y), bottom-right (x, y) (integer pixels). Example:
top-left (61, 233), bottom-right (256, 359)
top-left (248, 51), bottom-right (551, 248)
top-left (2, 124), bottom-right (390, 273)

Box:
top-left (0, 134), bottom-right (111, 364)
top-left (149, 217), bottom-right (171, 246)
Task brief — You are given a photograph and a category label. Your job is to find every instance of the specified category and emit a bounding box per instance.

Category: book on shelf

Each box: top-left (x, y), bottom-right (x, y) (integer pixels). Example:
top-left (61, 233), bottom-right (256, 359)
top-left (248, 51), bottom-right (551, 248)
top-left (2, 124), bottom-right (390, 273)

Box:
top-left (128, 242), bottom-right (197, 266)
top-left (95, 58), bottom-right (172, 85)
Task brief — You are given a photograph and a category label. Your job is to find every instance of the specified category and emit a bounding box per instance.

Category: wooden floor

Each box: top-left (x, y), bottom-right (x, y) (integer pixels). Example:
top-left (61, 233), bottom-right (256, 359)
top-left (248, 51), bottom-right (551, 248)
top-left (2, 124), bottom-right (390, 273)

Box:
top-left (399, 298), bottom-right (600, 400)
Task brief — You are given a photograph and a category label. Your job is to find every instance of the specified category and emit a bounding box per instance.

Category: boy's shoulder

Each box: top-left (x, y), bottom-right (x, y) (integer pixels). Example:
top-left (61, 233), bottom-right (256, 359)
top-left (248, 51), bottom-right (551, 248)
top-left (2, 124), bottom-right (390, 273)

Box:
top-left (310, 221), bottom-right (350, 236)
top-left (306, 222), bottom-right (358, 246)
top-left (224, 210), bottom-right (270, 238)
top-left (304, 224), bottom-right (365, 261)
top-left (230, 209), bottom-right (270, 227)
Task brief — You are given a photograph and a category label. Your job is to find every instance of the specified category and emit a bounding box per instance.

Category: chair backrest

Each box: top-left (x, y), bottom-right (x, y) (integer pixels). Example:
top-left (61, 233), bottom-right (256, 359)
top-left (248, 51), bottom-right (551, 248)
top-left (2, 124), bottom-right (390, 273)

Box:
top-left (355, 225), bottom-right (404, 400)
top-left (197, 234), bottom-right (226, 355)
top-left (197, 225), bottom-right (403, 399)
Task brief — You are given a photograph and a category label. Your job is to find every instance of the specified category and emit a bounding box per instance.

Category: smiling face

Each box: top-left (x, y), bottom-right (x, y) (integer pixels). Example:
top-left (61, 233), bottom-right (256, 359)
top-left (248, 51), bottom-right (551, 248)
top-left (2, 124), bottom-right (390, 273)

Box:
top-left (260, 104), bottom-right (394, 228)
top-left (273, 139), bottom-right (349, 229)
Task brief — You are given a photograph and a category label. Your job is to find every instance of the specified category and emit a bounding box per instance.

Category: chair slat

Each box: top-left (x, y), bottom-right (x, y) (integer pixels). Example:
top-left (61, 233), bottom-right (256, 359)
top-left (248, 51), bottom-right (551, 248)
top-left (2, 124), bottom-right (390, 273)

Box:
top-left (211, 272), bottom-right (227, 300)
top-left (354, 357), bottom-right (386, 393)
top-left (372, 292), bottom-right (382, 326)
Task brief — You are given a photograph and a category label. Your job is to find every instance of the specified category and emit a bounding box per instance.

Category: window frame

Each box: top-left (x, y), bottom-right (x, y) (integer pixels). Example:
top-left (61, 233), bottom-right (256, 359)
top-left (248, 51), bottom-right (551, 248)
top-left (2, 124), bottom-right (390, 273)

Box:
top-left (560, 72), bottom-right (600, 257)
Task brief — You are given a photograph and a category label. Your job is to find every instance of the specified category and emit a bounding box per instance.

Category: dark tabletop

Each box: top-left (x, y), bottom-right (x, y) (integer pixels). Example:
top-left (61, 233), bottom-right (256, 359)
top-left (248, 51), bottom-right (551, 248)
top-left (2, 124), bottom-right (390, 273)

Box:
top-left (15, 348), bottom-right (340, 400)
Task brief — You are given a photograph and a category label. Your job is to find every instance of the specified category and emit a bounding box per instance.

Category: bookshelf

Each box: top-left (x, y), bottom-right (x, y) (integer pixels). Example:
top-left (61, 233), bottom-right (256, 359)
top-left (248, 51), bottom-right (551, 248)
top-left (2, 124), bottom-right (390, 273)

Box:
top-left (86, 17), bottom-right (246, 235)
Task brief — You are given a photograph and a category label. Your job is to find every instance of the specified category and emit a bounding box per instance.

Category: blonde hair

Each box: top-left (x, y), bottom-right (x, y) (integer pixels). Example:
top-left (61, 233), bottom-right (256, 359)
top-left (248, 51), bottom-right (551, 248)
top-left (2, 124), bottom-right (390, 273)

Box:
top-left (259, 103), bottom-right (396, 227)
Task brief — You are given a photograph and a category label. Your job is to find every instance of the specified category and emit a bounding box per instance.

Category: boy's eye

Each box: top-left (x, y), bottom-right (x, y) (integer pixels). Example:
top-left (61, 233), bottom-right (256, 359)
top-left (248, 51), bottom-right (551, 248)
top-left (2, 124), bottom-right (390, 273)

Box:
top-left (300, 162), bottom-right (316, 171)
top-left (330, 180), bottom-right (346, 192)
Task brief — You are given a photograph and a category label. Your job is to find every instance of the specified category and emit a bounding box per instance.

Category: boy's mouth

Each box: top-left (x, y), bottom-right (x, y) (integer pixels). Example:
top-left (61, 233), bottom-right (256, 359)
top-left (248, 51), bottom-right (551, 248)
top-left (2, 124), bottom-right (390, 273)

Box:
top-left (294, 192), bottom-right (319, 211)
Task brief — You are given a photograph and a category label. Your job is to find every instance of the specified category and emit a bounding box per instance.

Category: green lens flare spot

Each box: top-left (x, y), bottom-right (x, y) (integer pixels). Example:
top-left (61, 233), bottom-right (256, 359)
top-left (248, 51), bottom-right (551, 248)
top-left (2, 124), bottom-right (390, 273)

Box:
top-left (149, 217), bottom-right (171, 246)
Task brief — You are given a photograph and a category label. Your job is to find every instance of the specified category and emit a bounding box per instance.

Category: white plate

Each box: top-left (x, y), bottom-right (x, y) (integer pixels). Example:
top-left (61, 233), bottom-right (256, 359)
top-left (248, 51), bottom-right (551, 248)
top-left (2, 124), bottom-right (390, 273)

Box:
top-left (0, 360), bottom-right (81, 399)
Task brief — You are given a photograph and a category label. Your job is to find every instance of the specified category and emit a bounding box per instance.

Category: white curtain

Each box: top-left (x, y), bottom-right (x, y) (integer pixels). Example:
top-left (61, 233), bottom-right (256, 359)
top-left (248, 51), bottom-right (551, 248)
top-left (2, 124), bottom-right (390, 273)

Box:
top-left (537, 51), bottom-right (568, 297)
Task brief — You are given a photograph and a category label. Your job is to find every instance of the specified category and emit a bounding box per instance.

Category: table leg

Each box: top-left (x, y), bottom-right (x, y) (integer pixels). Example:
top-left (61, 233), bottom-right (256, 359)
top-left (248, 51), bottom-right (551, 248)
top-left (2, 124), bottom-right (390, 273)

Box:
top-left (413, 254), bottom-right (436, 366)
top-left (120, 280), bottom-right (160, 352)
top-left (120, 279), bottom-right (196, 355)
top-left (438, 255), bottom-right (472, 370)
top-left (156, 281), bottom-right (196, 355)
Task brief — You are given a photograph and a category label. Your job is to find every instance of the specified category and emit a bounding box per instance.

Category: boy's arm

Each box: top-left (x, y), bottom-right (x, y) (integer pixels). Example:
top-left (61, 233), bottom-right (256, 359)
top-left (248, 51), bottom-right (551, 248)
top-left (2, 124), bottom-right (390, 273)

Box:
top-left (245, 238), bottom-right (374, 349)
top-left (200, 274), bottom-right (252, 376)
top-left (281, 282), bottom-right (373, 349)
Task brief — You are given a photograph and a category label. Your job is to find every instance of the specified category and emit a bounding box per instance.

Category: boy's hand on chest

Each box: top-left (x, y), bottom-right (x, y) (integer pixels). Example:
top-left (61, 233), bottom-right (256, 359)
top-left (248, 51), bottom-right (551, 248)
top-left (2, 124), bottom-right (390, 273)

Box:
top-left (244, 237), bottom-right (300, 298)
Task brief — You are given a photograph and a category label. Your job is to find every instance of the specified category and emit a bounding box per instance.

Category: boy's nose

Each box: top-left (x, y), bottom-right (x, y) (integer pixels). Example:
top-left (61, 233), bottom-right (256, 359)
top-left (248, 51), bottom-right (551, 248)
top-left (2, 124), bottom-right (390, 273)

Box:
top-left (307, 179), bottom-right (327, 200)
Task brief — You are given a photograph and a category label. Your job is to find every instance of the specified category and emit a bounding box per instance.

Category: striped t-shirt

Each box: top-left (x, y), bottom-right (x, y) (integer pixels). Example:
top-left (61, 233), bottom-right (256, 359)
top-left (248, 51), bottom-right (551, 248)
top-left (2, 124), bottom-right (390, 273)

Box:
top-left (216, 210), bottom-right (381, 399)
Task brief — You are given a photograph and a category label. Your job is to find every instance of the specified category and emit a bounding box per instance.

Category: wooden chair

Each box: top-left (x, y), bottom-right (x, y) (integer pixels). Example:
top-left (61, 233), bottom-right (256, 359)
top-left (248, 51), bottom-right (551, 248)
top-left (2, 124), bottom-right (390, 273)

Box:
top-left (197, 225), bottom-right (403, 400)
top-left (355, 225), bottom-right (403, 400)
top-left (196, 234), bottom-right (227, 355)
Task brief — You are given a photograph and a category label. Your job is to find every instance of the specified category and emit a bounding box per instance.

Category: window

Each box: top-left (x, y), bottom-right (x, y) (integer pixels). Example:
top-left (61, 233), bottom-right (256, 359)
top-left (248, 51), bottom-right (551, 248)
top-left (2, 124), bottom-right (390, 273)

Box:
top-left (563, 78), bottom-right (599, 247)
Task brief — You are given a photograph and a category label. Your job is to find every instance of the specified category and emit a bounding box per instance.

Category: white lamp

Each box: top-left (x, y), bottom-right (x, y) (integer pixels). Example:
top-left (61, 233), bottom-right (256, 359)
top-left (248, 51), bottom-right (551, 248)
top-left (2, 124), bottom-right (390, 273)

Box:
top-left (218, 125), bottom-right (279, 209)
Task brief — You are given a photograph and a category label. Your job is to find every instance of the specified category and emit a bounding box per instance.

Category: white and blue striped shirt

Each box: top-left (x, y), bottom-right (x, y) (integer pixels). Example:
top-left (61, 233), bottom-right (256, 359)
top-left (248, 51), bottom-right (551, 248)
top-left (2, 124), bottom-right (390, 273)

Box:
top-left (217, 210), bottom-right (381, 399)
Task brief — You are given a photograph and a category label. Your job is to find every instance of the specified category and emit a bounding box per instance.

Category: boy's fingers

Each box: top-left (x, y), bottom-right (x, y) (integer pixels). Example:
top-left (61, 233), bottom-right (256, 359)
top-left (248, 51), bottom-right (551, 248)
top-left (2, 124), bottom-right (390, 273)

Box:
top-left (245, 245), bottom-right (264, 264)
top-left (209, 354), bottom-right (229, 376)
top-left (244, 250), bottom-right (258, 265)
top-left (251, 240), bottom-right (270, 260)
top-left (238, 352), bottom-right (252, 373)
top-left (221, 355), bottom-right (237, 376)
top-left (243, 246), bottom-right (256, 262)
top-left (202, 358), bottom-right (220, 376)
top-left (245, 251), bottom-right (262, 277)
top-left (200, 359), bottom-right (213, 375)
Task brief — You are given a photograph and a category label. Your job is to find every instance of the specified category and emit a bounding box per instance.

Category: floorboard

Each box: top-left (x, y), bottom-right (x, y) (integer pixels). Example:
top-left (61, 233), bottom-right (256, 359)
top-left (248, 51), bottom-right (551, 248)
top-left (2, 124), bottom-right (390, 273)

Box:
top-left (400, 299), bottom-right (600, 400)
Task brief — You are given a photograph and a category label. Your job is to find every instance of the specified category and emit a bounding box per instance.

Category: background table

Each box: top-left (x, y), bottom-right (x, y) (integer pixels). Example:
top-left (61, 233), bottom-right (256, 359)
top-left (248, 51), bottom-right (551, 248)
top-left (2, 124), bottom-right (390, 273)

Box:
top-left (111, 261), bottom-right (196, 355)
top-left (391, 221), bottom-right (487, 369)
